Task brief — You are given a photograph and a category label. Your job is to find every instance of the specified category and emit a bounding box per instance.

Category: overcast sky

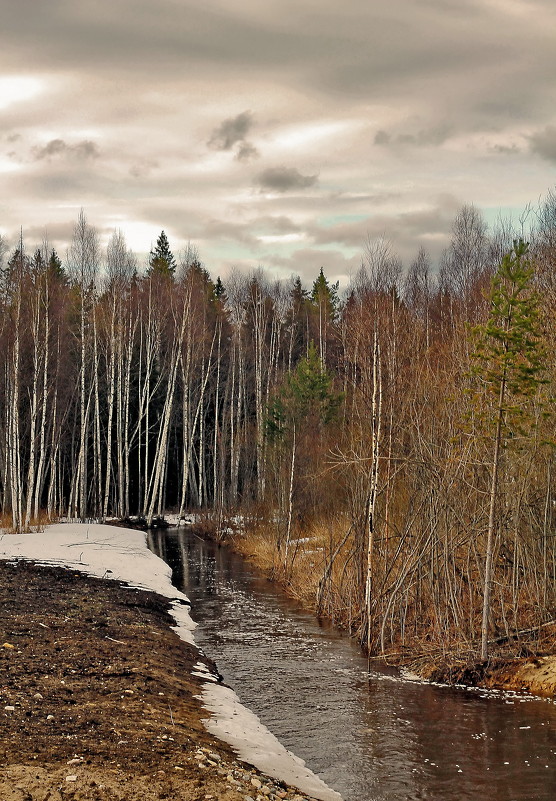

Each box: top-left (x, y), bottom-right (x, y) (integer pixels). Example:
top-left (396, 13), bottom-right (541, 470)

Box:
top-left (1, 0), bottom-right (555, 285)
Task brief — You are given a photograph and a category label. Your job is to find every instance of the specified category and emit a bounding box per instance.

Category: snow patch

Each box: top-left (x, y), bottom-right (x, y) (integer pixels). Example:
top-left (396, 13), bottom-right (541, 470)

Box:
top-left (0, 523), bottom-right (343, 800)
top-left (201, 683), bottom-right (342, 801)
top-left (0, 524), bottom-right (196, 643)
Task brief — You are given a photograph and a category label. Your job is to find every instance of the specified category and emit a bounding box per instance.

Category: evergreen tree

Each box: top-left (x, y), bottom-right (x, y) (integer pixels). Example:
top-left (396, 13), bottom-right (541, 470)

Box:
top-left (214, 276), bottom-right (225, 299)
top-left (471, 239), bottom-right (546, 660)
top-left (148, 230), bottom-right (176, 277)
top-left (267, 343), bottom-right (342, 440)
top-left (31, 249), bottom-right (46, 271)
top-left (310, 268), bottom-right (339, 367)
top-left (311, 267), bottom-right (339, 317)
top-left (48, 249), bottom-right (65, 280)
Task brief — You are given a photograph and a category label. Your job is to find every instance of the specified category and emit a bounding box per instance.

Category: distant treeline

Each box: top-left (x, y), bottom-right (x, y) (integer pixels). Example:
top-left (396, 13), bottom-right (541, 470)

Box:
top-left (1, 194), bottom-right (556, 656)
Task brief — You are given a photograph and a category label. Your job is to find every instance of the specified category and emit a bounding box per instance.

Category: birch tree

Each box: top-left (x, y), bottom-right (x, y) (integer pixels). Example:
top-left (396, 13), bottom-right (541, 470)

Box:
top-left (67, 210), bottom-right (99, 520)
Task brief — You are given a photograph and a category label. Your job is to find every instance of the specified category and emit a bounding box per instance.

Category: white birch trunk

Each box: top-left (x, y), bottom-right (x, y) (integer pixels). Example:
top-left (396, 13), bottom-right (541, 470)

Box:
top-left (33, 272), bottom-right (50, 521)
top-left (364, 333), bottom-right (382, 656)
top-left (25, 277), bottom-right (42, 527)
top-left (102, 294), bottom-right (117, 519)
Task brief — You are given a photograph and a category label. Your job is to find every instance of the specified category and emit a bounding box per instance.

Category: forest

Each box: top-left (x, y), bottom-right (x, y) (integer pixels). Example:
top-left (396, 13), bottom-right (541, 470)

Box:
top-left (1, 193), bottom-right (556, 660)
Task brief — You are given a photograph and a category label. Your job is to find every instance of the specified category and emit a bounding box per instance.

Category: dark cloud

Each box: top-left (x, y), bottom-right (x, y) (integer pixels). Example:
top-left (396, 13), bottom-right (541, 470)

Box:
top-left (236, 141), bottom-right (259, 162)
top-left (374, 130), bottom-right (391, 145)
top-left (529, 126), bottom-right (556, 163)
top-left (374, 124), bottom-right (451, 148)
top-left (256, 166), bottom-right (318, 193)
top-left (33, 138), bottom-right (99, 161)
top-left (208, 111), bottom-right (254, 151)
top-left (207, 111), bottom-right (259, 162)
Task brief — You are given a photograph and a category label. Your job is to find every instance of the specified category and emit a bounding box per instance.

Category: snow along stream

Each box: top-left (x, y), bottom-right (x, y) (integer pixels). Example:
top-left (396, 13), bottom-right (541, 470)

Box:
top-left (0, 523), bottom-right (341, 801)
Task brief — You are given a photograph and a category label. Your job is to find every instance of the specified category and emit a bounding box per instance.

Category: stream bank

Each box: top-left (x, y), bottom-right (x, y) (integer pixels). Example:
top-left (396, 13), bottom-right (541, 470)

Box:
top-left (196, 520), bottom-right (556, 699)
top-left (151, 525), bottom-right (556, 801)
top-left (0, 559), bottom-right (322, 801)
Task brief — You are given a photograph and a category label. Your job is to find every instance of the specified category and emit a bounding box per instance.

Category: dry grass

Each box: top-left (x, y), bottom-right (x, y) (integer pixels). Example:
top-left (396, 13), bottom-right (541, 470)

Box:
top-left (228, 515), bottom-right (356, 625)
top-left (0, 510), bottom-right (54, 534)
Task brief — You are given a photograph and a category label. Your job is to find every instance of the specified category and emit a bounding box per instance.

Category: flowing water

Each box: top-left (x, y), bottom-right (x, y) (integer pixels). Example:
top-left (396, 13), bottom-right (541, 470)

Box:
top-left (149, 529), bottom-right (556, 801)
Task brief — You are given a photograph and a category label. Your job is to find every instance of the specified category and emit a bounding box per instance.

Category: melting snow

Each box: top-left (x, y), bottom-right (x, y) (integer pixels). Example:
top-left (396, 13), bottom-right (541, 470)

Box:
top-left (0, 523), bottom-right (342, 801)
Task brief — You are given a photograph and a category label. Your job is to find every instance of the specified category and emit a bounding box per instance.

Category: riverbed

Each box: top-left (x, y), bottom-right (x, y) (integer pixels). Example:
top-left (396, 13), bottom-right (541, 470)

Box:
top-left (149, 528), bottom-right (556, 801)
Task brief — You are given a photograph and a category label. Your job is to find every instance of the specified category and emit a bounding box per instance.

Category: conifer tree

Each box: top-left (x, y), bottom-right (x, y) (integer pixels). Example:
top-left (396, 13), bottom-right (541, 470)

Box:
top-left (148, 230), bottom-right (176, 277)
top-left (472, 239), bottom-right (546, 660)
top-left (214, 276), bottom-right (225, 299)
top-left (48, 249), bottom-right (65, 280)
top-left (310, 268), bottom-right (339, 367)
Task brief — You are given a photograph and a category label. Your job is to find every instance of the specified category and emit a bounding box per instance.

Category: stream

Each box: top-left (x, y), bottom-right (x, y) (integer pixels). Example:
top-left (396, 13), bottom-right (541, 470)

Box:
top-left (149, 528), bottom-right (556, 801)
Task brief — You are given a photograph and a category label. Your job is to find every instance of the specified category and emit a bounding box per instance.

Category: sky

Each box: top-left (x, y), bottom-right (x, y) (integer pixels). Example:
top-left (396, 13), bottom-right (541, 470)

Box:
top-left (1, 0), bottom-right (555, 287)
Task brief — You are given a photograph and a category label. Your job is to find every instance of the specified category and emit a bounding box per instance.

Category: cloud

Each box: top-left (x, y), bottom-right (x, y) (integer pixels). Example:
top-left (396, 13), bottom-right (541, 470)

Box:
top-left (22, 221), bottom-right (76, 249)
top-left (129, 158), bottom-right (159, 179)
top-left (529, 126), bottom-right (556, 163)
top-left (0, 1), bottom-right (554, 281)
top-left (374, 124), bottom-right (452, 148)
top-left (207, 110), bottom-right (259, 162)
top-left (305, 196), bottom-right (463, 264)
top-left (33, 138), bottom-right (99, 161)
top-left (236, 141), bottom-right (259, 162)
top-left (208, 111), bottom-right (254, 151)
top-left (255, 166), bottom-right (318, 193)
top-left (255, 215), bottom-right (301, 235)
top-left (493, 143), bottom-right (521, 155)
top-left (374, 130), bottom-right (391, 145)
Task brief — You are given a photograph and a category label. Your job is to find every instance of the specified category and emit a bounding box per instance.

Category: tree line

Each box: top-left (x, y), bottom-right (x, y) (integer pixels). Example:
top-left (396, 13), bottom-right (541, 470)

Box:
top-left (1, 195), bottom-right (556, 658)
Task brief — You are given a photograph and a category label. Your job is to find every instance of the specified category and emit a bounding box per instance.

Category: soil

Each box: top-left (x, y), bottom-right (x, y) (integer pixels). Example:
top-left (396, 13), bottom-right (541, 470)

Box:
top-left (0, 560), bottom-right (317, 801)
top-left (403, 631), bottom-right (556, 698)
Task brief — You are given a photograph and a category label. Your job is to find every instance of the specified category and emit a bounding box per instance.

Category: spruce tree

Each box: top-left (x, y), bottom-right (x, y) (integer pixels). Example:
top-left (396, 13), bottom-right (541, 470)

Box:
top-left (472, 239), bottom-right (546, 660)
top-left (148, 230), bottom-right (176, 277)
top-left (214, 276), bottom-right (225, 299)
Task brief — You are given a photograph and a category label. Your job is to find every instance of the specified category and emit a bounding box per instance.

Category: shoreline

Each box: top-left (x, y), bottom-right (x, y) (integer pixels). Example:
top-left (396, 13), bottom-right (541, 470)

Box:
top-left (0, 525), bottom-right (342, 801)
top-left (202, 524), bottom-right (556, 701)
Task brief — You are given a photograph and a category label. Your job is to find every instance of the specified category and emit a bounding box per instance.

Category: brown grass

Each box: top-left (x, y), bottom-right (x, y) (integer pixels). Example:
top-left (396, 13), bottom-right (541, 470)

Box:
top-left (224, 514), bottom-right (357, 626)
top-left (0, 510), bottom-right (54, 534)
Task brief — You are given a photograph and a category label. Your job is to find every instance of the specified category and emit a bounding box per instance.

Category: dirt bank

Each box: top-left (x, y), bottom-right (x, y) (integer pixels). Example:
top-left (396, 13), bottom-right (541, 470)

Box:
top-left (415, 649), bottom-right (556, 698)
top-left (0, 560), bottom-right (319, 801)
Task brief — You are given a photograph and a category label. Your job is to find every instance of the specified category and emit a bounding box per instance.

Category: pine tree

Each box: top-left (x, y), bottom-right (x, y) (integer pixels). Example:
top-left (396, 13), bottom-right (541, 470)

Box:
top-left (471, 239), bottom-right (546, 660)
top-left (48, 249), bottom-right (65, 280)
top-left (310, 268), bottom-right (339, 367)
top-left (214, 276), bottom-right (225, 299)
top-left (266, 343), bottom-right (343, 557)
top-left (148, 230), bottom-right (176, 277)
top-left (267, 342), bottom-right (342, 441)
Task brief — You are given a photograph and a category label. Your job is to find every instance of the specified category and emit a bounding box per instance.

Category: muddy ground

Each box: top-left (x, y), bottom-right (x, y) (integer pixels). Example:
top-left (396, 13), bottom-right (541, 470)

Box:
top-left (401, 633), bottom-right (556, 698)
top-left (0, 560), bottom-right (316, 801)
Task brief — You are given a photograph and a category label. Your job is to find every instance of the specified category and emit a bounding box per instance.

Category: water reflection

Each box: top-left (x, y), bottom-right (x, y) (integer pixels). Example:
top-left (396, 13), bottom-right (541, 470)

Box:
top-left (149, 529), bottom-right (556, 801)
